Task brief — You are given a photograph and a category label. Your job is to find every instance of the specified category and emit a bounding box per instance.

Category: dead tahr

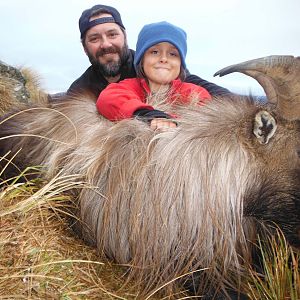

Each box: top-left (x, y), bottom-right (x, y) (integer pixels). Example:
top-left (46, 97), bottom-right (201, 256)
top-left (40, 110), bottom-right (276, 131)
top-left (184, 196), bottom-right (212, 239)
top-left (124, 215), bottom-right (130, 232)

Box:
top-left (0, 55), bottom-right (299, 298)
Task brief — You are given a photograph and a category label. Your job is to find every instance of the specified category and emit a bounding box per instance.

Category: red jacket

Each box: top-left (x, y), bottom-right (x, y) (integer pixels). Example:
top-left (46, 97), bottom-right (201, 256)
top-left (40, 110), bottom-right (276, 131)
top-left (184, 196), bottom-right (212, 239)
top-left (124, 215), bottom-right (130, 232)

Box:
top-left (96, 78), bottom-right (211, 121)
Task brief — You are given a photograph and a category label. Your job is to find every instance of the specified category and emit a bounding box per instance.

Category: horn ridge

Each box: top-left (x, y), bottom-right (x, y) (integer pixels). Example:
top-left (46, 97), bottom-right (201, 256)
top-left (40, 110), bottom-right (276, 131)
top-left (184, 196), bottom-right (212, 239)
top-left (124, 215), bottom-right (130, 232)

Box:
top-left (214, 55), bottom-right (300, 120)
top-left (213, 55), bottom-right (297, 77)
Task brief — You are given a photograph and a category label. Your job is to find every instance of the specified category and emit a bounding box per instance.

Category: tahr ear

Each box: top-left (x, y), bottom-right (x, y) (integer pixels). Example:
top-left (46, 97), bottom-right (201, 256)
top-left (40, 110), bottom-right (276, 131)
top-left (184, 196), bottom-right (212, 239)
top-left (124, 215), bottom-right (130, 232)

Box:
top-left (253, 111), bottom-right (277, 144)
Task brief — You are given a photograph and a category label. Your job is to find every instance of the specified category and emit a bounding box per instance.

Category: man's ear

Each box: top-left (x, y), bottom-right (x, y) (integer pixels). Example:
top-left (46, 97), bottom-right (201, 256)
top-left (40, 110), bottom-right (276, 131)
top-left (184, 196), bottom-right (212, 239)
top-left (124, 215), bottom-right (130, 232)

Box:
top-left (81, 37), bottom-right (87, 54)
top-left (83, 42), bottom-right (89, 55)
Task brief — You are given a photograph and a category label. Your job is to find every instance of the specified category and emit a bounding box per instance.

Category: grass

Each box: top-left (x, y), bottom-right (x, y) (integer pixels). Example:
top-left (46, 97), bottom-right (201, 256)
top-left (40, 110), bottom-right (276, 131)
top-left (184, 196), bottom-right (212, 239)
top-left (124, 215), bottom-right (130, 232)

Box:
top-left (246, 232), bottom-right (299, 300)
top-left (0, 167), bottom-right (142, 299)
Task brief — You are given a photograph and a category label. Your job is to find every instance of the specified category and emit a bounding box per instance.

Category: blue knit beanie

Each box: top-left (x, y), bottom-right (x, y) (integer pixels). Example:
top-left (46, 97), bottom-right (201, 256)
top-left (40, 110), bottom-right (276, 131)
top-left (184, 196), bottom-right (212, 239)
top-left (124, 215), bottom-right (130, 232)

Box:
top-left (134, 21), bottom-right (187, 69)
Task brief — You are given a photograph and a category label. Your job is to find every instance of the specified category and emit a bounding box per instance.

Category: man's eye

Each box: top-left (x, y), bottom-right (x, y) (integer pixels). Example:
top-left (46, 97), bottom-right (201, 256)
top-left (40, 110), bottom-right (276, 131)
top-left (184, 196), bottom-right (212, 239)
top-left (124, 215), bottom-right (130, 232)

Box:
top-left (170, 52), bottom-right (178, 56)
top-left (151, 50), bottom-right (158, 54)
top-left (88, 37), bottom-right (99, 43)
top-left (108, 33), bottom-right (118, 38)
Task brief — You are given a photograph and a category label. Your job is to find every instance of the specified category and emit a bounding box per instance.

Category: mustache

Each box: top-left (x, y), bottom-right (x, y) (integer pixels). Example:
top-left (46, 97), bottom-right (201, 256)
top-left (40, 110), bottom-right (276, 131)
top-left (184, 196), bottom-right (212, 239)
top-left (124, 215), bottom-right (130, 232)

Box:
top-left (96, 47), bottom-right (119, 57)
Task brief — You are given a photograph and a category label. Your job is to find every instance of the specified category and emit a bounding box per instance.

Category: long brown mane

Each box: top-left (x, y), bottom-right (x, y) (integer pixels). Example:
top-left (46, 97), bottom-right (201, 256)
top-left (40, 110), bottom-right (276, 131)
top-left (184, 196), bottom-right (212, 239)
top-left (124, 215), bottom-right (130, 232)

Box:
top-left (1, 55), bottom-right (300, 297)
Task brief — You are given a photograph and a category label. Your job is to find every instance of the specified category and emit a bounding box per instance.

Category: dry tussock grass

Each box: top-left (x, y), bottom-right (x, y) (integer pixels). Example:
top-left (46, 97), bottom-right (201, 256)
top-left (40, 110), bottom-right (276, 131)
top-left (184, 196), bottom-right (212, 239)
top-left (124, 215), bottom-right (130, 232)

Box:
top-left (20, 68), bottom-right (48, 105)
top-left (246, 232), bottom-right (300, 300)
top-left (0, 75), bottom-right (21, 114)
top-left (0, 66), bottom-right (48, 115)
top-left (0, 171), bottom-right (146, 300)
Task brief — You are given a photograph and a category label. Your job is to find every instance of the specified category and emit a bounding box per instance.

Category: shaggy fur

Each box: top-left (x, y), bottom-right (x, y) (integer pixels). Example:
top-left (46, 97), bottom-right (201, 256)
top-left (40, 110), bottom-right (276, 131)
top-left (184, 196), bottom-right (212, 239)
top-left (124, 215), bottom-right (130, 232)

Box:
top-left (1, 92), bottom-right (299, 297)
top-left (1, 55), bottom-right (300, 298)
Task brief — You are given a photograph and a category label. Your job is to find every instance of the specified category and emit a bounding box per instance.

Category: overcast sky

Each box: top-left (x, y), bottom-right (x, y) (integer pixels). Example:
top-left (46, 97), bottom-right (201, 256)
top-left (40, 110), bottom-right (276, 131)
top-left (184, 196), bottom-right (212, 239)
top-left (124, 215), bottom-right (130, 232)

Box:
top-left (0, 0), bottom-right (299, 95)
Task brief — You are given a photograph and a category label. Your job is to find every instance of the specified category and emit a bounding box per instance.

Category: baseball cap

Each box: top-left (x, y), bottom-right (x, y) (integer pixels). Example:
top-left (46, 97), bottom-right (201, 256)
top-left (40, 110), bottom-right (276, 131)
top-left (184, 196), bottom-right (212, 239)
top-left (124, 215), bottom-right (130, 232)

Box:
top-left (79, 4), bottom-right (125, 38)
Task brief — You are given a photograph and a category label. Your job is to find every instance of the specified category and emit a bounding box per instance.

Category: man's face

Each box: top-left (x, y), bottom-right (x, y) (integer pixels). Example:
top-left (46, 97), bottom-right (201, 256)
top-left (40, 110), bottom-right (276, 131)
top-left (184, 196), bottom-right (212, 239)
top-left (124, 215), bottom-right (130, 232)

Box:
top-left (83, 14), bottom-right (129, 78)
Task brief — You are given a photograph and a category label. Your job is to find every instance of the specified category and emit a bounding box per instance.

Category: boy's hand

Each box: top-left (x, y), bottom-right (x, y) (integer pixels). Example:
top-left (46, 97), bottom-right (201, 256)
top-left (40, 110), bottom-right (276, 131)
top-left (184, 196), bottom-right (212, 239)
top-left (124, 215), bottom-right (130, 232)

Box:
top-left (150, 118), bottom-right (177, 130)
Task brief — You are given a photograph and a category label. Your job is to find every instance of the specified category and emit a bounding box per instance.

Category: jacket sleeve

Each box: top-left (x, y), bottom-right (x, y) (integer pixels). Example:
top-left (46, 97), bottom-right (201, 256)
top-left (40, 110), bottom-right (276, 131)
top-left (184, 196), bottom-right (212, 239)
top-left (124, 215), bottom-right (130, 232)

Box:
top-left (176, 82), bottom-right (212, 105)
top-left (96, 80), bottom-right (154, 121)
top-left (66, 66), bottom-right (104, 99)
top-left (184, 72), bottom-right (232, 97)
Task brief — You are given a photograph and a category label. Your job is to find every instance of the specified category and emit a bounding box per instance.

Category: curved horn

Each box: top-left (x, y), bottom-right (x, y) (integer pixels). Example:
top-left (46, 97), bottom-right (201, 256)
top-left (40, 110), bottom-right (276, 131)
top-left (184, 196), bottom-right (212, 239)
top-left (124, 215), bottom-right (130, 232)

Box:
top-left (214, 55), bottom-right (300, 120)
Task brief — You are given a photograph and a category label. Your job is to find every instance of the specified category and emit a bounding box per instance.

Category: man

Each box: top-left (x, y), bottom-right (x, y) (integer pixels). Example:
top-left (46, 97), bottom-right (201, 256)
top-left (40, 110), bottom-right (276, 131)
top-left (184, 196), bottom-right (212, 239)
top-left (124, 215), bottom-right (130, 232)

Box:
top-left (67, 4), bottom-right (231, 98)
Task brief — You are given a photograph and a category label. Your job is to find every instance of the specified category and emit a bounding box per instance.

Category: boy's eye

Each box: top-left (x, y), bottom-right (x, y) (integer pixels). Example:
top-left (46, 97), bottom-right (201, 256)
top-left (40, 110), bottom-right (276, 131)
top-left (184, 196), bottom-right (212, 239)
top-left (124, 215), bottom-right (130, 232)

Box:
top-left (150, 50), bottom-right (159, 54)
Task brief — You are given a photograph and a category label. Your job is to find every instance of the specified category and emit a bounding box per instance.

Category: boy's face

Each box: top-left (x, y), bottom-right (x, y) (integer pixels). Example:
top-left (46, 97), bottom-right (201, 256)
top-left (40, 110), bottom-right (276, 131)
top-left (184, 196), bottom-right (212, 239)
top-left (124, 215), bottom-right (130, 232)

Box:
top-left (142, 42), bottom-right (181, 91)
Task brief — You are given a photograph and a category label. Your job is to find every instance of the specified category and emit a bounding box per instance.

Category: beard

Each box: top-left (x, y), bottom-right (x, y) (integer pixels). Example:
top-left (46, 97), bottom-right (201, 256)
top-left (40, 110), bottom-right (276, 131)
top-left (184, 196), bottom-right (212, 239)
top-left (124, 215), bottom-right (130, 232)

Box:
top-left (86, 43), bottom-right (129, 78)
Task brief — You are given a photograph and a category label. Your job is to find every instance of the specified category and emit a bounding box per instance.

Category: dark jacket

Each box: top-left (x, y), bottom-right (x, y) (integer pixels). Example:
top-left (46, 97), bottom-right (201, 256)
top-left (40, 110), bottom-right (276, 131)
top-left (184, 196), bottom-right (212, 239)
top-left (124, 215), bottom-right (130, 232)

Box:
top-left (67, 49), bottom-right (231, 99)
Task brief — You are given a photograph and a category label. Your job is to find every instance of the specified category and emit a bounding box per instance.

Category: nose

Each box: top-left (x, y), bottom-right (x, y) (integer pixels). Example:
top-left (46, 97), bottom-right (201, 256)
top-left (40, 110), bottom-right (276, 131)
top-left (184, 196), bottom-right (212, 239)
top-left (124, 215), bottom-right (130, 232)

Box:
top-left (100, 37), bottom-right (112, 48)
top-left (159, 52), bottom-right (168, 63)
